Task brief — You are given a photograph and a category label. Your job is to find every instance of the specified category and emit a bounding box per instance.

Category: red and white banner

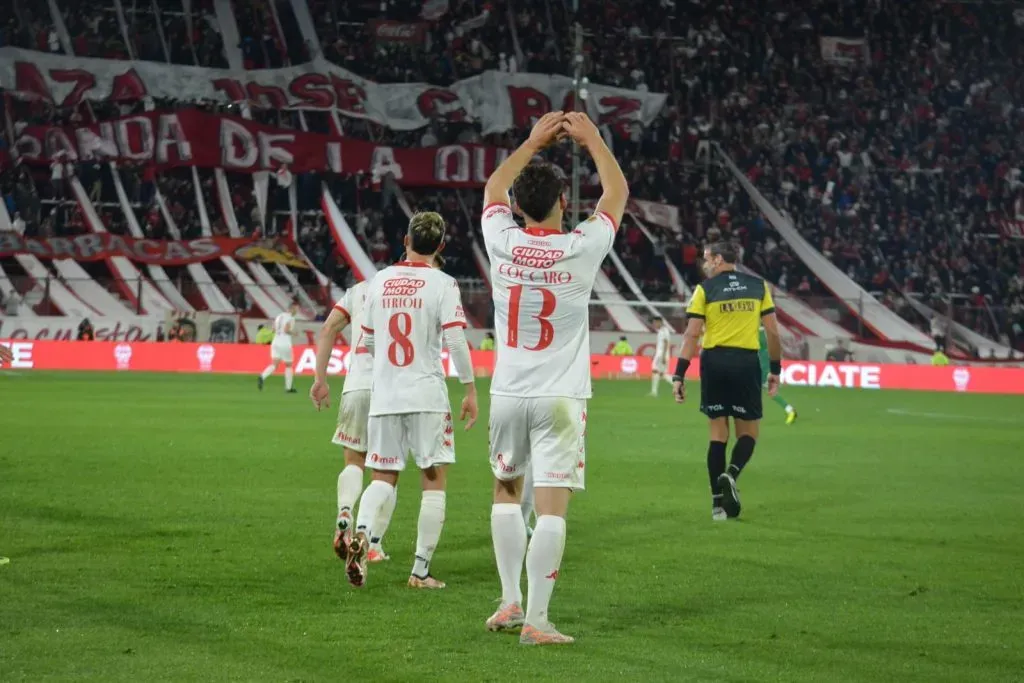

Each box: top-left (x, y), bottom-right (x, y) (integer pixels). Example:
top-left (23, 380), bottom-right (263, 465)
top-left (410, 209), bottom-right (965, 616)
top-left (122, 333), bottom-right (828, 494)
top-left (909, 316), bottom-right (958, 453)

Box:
top-left (997, 218), bottom-right (1024, 240)
top-left (4, 340), bottom-right (1024, 395)
top-left (0, 47), bottom-right (666, 134)
top-left (0, 231), bottom-right (307, 267)
top-left (10, 110), bottom-right (512, 187)
top-left (820, 37), bottom-right (871, 67)
top-left (369, 20), bottom-right (428, 44)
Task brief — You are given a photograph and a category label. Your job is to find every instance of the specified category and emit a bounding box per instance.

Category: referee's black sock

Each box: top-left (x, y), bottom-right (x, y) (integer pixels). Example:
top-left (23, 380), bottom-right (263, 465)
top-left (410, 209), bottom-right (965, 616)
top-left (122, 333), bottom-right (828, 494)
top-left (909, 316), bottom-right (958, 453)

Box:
top-left (728, 435), bottom-right (757, 480)
top-left (707, 441), bottom-right (727, 507)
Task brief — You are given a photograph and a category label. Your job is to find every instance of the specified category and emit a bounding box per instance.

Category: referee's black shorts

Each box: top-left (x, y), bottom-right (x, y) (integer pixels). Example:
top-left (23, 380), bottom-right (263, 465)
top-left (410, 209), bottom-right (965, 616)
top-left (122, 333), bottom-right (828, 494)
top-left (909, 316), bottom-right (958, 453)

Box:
top-left (699, 347), bottom-right (762, 421)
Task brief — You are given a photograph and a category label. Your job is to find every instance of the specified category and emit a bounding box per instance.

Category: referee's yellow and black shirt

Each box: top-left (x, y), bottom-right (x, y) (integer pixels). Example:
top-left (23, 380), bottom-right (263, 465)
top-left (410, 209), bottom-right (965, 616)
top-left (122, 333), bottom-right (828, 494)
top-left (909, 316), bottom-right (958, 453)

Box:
top-left (686, 271), bottom-right (775, 350)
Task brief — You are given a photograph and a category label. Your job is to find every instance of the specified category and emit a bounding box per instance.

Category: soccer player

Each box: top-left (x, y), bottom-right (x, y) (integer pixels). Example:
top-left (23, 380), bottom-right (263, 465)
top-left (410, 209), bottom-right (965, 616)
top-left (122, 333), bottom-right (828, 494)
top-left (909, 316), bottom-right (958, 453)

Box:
top-left (258, 301), bottom-right (299, 393)
top-left (481, 111), bottom-right (628, 645)
top-left (342, 212), bottom-right (478, 590)
top-left (672, 242), bottom-right (782, 520)
top-left (309, 278), bottom-right (397, 566)
top-left (760, 324), bottom-right (797, 424)
top-left (650, 318), bottom-right (673, 397)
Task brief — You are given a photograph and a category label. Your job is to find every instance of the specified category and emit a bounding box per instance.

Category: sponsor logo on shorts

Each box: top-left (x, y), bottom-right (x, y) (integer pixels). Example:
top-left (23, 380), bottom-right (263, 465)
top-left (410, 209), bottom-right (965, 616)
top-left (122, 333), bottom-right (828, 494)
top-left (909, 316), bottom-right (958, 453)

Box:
top-left (544, 471), bottom-right (571, 480)
top-left (577, 459), bottom-right (585, 470)
top-left (370, 452), bottom-right (400, 466)
top-left (732, 405), bottom-right (747, 414)
top-left (334, 429), bottom-right (362, 445)
top-left (495, 453), bottom-right (515, 474)
top-left (707, 404), bottom-right (725, 411)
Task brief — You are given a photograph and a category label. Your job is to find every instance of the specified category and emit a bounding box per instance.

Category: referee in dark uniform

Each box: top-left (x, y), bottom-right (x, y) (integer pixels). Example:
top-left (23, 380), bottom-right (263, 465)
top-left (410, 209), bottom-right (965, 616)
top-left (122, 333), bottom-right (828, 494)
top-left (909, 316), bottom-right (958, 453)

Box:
top-left (672, 241), bottom-right (782, 520)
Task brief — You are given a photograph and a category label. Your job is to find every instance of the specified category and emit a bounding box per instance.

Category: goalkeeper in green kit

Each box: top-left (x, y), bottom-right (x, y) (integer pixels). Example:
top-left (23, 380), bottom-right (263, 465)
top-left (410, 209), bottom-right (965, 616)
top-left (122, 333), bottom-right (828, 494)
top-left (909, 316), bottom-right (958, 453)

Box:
top-left (760, 326), bottom-right (797, 424)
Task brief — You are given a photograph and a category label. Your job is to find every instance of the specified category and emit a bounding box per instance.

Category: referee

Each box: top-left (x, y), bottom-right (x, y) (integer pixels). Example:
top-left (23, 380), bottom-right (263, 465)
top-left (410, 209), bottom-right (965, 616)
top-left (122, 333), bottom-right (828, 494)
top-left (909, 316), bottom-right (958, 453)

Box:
top-left (672, 242), bottom-right (782, 520)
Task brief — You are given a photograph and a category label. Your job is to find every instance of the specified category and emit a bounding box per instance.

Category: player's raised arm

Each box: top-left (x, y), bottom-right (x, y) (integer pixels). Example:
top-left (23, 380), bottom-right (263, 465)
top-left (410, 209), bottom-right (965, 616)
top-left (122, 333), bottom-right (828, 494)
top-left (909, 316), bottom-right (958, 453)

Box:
top-left (561, 112), bottom-right (629, 229)
top-left (483, 111), bottom-right (565, 208)
top-left (310, 304), bottom-right (351, 411)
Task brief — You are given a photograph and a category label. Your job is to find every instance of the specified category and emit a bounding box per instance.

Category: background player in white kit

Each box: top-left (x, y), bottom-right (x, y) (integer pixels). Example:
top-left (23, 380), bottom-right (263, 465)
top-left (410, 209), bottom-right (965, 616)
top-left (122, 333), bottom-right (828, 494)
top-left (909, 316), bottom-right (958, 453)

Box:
top-left (342, 212), bottom-right (478, 590)
top-left (650, 318), bottom-right (674, 397)
top-left (480, 111), bottom-right (628, 645)
top-left (258, 301), bottom-right (299, 393)
top-left (309, 278), bottom-right (397, 565)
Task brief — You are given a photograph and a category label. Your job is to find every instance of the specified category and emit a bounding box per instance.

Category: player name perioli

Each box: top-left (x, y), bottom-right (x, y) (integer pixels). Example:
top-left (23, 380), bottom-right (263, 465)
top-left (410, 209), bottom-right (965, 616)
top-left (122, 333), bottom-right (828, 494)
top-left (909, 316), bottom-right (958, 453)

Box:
top-left (381, 296), bottom-right (423, 309)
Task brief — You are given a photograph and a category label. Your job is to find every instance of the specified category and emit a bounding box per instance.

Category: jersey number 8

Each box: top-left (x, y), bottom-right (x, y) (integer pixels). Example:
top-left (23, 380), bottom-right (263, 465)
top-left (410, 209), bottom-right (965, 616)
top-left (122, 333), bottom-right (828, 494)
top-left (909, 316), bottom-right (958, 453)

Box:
top-left (388, 312), bottom-right (415, 367)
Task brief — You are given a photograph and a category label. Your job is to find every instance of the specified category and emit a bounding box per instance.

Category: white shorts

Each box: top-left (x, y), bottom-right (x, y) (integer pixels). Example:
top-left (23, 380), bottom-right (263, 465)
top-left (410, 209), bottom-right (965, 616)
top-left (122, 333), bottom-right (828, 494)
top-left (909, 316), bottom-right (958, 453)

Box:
top-left (333, 390), bottom-right (370, 452)
top-left (270, 341), bottom-right (293, 363)
top-left (652, 357), bottom-right (668, 374)
top-left (366, 412), bottom-right (455, 471)
top-left (489, 396), bottom-right (587, 491)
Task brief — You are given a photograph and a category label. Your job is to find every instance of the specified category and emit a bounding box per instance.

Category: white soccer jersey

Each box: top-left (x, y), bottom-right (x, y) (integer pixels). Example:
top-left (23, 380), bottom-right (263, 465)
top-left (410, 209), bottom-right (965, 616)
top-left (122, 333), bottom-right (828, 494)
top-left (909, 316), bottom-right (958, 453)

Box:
top-left (362, 261), bottom-right (467, 416)
top-left (654, 326), bottom-right (671, 363)
top-left (481, 201), bottom-right (616, 399)
top-left (272, 311), bottom-right (295, 345)
top-left (333, 280), bottom-right (373, 394)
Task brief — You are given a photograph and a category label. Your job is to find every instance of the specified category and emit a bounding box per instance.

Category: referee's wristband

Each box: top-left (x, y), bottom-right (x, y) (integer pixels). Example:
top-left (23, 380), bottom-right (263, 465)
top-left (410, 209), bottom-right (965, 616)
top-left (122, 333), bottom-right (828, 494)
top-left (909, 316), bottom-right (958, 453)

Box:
top-left (769, 360), bottom-right (782, 376)
top-left (672, 357), bottom-right (690, 382)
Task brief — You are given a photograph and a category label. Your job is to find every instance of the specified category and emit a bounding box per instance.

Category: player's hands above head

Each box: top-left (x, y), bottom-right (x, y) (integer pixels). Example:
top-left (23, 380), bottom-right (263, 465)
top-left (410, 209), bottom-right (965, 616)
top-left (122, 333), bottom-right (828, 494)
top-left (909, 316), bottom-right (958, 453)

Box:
top-left (673, 380), bottom-right (686, 404)
top-left (561, 112), bottom-right (601, 147)
top-left (526, 111), bottom-right (566, 150)
top-left (460, 392), bottom-right (478, 430)
top-left (309, 378), bottom-right (330, 411)
top-left (0, 344), bottom-right (12, 366)
top-left (766, 374), bottom-right (780, 398)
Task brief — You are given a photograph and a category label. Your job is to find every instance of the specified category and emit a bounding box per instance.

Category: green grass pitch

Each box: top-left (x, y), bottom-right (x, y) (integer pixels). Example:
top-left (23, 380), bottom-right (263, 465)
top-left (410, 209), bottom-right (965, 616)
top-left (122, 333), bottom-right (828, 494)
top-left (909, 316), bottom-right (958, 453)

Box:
top-left (1, 372), bottom-right (1023, 682)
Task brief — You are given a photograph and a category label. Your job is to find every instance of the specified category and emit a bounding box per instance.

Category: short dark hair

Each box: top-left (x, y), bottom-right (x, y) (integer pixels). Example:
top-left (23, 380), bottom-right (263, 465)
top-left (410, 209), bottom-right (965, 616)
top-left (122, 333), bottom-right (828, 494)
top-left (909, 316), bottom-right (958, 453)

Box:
top-left (707, 241), bottom-right (739, 264)
top-left (512, 163), bottom-right (564, 223)
top-left (408, 211), bottom-right (446, 255)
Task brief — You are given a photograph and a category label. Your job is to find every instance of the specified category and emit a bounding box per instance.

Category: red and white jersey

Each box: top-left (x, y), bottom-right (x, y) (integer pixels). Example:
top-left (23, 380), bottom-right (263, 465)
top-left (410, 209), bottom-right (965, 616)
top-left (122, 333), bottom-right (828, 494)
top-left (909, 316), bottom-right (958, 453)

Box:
top-left (272, 311), bottom-right (295, 344)
top-left (481, 202), bottom-right (616, 399)
top-left (362, 261), bottom-right (467, 415)
top-left (333, 280), bottom-right (373, 394)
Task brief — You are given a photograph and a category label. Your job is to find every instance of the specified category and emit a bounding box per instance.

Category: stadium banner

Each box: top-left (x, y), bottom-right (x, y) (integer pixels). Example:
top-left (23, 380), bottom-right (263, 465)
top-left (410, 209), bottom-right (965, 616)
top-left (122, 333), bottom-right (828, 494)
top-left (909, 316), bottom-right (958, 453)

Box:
top-left (577, 198), bottom-right (681, 234)
top-left (0, 231), bottom-right (307, 268)
top-left (0, 314), bottom-right (241, 343)
top-left (819, 37), bottom-right (871, 67)
top-left (997, 218), bottom-right (1024, 240)
top-left (4, 340), bottom-right (1024, 394)
top-left (0, 47), bottom-right (667, 134)
top-left (10, 110), bottom-right (511, 187)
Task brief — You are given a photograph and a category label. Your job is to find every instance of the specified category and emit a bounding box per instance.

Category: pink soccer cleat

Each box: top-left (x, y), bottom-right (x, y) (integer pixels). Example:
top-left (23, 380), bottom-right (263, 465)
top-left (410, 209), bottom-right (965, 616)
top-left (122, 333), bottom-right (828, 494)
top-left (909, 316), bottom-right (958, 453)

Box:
top-left (486, 603), bottom-right (525, 632)
top-left (407, 574), bottom-right (446, 589)
top-left (519, 623), bottom-right (575, 645)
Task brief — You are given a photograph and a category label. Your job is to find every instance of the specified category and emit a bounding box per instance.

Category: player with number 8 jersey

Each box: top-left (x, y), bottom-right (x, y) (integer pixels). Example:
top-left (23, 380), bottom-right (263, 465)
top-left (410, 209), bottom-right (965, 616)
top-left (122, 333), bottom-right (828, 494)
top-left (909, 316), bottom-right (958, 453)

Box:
top-left (342, 211), bottom-right (478, 592)
top-left (481, 111), bottom-right (629, 646)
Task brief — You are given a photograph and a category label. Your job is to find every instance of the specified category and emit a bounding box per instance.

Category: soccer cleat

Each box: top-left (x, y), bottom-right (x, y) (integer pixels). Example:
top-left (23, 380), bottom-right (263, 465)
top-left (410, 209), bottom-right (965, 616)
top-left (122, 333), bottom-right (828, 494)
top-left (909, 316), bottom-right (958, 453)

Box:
top-left (286, 388), bottom-right (297, 394)
top-left (367, 547), bottom-right (390, 563)
top-left (333, 513), bottom-right (353, 561)
top-left (486, 603), bottom-right (525, 631)
top-left (718, 473), bottom-right (741, 519)
top-left (257, 376), bottom-right (264, 391)
top-left (520, 623), bottom-right (574, 645)
top-left (786, 410), bottom-right (798, 425)
top-left (408, 574), bottom-right (446, 589)
top-left (712, 507), bottom-right (727, 521)
top-left (344, 531), bottom-right (368, 588)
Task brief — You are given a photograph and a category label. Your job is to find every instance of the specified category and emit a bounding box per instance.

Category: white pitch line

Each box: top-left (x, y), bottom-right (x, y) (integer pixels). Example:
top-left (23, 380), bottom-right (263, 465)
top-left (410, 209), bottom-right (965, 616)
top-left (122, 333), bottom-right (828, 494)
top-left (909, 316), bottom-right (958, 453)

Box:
top-left (886, 408), bottom-right (1021, 424)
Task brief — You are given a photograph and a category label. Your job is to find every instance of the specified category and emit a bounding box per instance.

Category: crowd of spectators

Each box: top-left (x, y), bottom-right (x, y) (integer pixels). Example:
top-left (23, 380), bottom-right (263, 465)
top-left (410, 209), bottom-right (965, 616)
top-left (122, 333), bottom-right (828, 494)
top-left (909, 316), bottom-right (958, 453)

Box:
top-left (1, 0), bottom-right (1022, 350)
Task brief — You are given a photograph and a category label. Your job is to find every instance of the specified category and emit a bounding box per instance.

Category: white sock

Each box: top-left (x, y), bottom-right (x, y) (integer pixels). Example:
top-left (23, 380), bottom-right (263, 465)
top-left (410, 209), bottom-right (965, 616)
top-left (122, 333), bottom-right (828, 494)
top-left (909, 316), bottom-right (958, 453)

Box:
top-left (651, 372), bottom-right (659, 395)
top-left (336, 464), bottom-right (363, 523)
top-left (520, 474), bottom-right (535, 528)
top-left (785, 404), bottom-right (795, 413)
top-left (411, 490), bottom-right (446, 578)
top-left (260, 364), bottom-right (275, 380)
top-left (354, 479), bottom-right (393, 540)
top-left (491, 503), bottom-right (526, 606)
top-left (371, 485), bottom-right (397, 547)
top-left (284, 366), bottom-right (294, 390)
top-left (525, 515), bottom-right (566, 627)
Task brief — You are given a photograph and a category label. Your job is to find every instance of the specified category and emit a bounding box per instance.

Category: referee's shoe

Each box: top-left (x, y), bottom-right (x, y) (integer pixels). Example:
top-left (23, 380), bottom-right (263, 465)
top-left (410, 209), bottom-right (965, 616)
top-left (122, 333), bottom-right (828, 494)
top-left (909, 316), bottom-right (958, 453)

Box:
top-left (717, 473), bottom-right (741, 519)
